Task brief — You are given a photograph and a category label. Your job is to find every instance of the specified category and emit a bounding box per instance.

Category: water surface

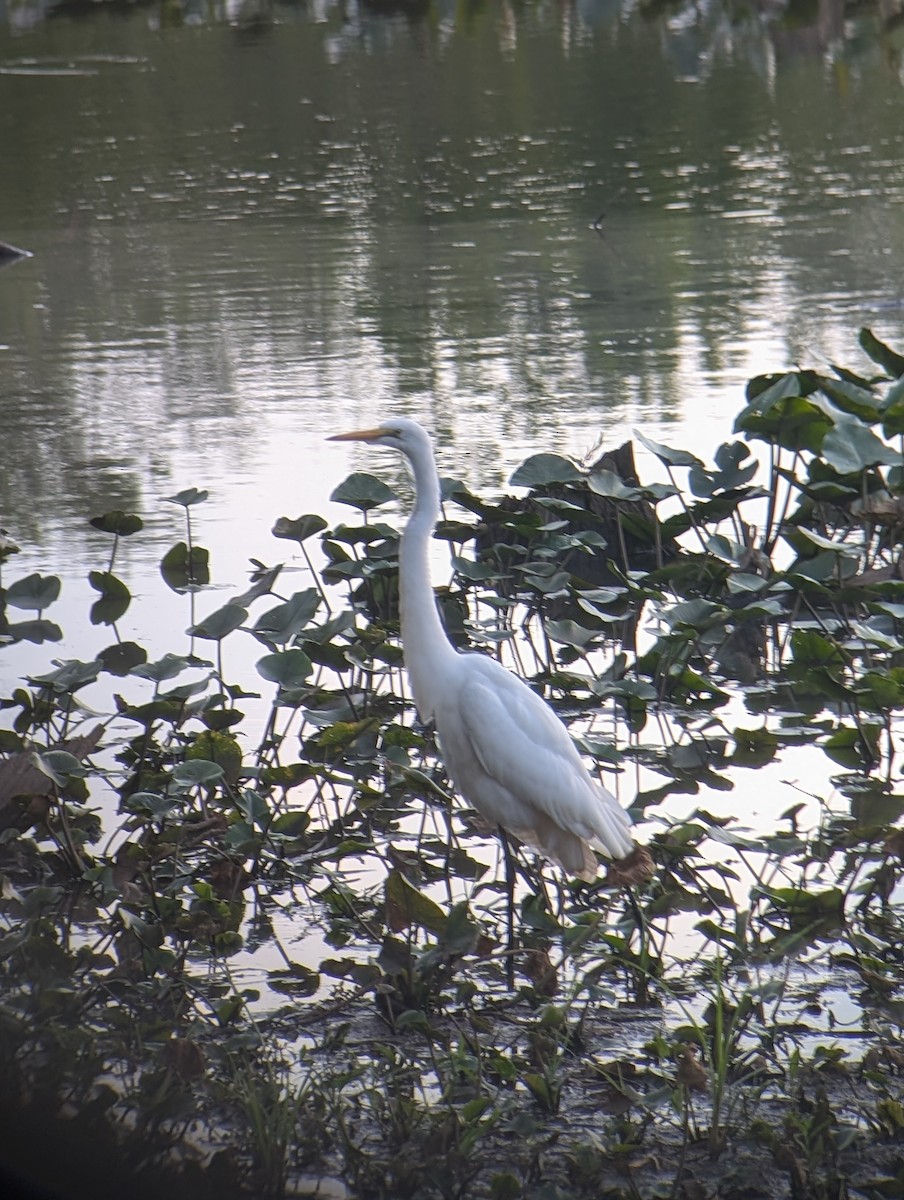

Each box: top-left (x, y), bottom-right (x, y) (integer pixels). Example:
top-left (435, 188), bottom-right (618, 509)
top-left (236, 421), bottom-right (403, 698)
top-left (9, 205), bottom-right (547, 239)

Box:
top-left (1, 8), bottom-right (903, 1160)
top-left (1, 0), bottom-right (903, 589)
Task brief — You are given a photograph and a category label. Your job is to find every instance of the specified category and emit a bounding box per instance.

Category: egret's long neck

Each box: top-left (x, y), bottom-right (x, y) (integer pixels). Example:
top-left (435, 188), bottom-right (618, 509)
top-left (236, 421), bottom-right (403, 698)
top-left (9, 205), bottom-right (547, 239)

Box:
top-left (399, 443), bottom-right (459, 721)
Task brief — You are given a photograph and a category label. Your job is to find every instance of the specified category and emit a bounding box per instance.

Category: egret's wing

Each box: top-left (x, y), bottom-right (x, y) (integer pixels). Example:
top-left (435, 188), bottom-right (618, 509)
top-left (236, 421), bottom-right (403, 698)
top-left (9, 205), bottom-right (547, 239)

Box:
top-left (453, 655), bottom-right (633, 858)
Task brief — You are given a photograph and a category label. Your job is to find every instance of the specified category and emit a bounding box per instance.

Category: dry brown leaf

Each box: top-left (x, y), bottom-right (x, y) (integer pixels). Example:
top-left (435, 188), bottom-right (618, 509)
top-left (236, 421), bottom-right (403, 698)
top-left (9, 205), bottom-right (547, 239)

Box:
top-left (605, 844), bottom-right (655, 887)
top-left (523, 947), bottom-right (558, 997)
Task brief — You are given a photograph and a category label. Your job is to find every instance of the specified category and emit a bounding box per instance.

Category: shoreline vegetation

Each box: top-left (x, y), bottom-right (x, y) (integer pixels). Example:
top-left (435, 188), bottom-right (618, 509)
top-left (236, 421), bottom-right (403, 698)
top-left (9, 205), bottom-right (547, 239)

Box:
top-left (1, 330), bottom-right (904, 1198)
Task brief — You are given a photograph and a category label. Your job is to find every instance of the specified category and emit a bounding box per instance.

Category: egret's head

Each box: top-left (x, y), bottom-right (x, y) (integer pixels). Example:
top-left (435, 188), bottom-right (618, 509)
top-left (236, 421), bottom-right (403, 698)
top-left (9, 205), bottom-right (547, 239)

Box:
top-left (328, 418), bottom-right (430, 456)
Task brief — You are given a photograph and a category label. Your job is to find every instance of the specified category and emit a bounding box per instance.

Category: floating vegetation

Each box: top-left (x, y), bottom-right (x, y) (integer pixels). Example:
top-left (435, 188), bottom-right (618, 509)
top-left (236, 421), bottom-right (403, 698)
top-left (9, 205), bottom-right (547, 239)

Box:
top-left (1, 330), bottom-right (903, 1198)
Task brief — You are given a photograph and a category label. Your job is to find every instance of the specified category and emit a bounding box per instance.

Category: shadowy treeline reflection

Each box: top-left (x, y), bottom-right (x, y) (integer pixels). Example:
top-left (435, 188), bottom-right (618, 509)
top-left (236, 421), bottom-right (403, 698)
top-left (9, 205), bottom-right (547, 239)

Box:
top-left (3, 0), bottom-right (904, 73)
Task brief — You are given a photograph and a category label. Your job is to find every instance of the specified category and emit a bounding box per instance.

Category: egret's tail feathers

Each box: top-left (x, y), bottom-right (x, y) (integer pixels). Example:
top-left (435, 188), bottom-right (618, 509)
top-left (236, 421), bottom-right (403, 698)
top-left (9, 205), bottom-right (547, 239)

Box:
top-left (591, 805), bottom-right (635, 862)
top-left (511, 817), bottom-right (605, 883)
top-left (504, 788), bottom-right (639, 881)
top-left (589, 784), bottom-right (635, 861)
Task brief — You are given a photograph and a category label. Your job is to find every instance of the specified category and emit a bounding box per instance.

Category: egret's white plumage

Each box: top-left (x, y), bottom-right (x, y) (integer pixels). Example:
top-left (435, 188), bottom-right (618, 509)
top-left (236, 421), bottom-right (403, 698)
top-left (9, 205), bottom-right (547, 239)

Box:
top-left (329, 418), bottom-right (636, 880)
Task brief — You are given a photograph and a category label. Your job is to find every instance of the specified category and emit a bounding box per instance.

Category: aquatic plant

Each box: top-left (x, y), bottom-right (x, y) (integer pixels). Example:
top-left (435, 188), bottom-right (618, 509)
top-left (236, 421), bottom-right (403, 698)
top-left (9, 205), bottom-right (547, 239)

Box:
top-left (1, 329), bottom-right (902, 1198)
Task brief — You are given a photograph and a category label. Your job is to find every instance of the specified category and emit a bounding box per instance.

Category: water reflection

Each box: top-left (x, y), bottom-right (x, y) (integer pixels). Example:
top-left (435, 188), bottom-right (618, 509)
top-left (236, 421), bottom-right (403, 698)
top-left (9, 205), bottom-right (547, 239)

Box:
top-left (0, 0), bottom-right (902, 587)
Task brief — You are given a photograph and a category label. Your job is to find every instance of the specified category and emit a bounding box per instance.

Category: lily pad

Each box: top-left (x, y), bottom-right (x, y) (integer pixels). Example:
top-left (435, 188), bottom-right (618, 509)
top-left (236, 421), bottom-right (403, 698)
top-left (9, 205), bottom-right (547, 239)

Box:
top-left (819, 402), bottom-right (901, 473)
top-left (189, 603), bottom-right (248, 642)
top-left (385, 868), bottom-right (447, 935)
top-left (330, 472), bottom-right (397, 511)
top-left (860, 326), bottom-right (904, 378)
top-left (253, 590), bottom-right (320, 646)
top-left (89, 510), bottom-right (144, 537)
top-left (689, 442), bottom-right (758, 497)
top-left (267, 964), bottom-right (321, 997)
top-left (6, 573), bottom-right (61, 612)
top-left (165, 487), bottom-right (209, 508)
top-left (97, 641), bottom-right (147, 677)
top-left (735, 394), bottom-right (832, 453)
top-left (880, 374), bottom-right (904, 439)
top-left (172, 759), bottom-right (225, 787)
top-left (272, 514), bottom-right (328, 543)
top-left (509, 453), bottom-right (583, 487)
top-left (256, 648), bottom-right (313, 689)
top-left (634, 430), bottom-right (702, 468)
top-left (4, 619), bottom-right (63, 644)
top-left (29, 658), bottom-right (100, 693)
top-left (133, 653), bottom-right (199, 683)
top-left (160, 542), bottom-right (210, 591)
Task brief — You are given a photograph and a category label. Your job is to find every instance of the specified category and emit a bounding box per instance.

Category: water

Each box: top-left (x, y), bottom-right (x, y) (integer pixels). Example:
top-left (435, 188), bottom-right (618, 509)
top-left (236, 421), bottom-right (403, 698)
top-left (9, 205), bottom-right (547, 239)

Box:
top-left (2, 0), bottom-right (902, 896)
top-left (2, 3), bottom-right (903, 845)
top-left (2, 0), bottom-right (903, 596)
top-left (3, 16), bottom-right (904, 1175)
top-left (1, 0), bottom-right (904, 829)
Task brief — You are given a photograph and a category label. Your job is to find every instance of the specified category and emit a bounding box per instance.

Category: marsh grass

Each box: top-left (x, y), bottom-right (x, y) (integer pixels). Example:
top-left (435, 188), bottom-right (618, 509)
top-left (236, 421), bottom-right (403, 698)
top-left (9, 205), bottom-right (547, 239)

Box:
top-left (1, 331), bottom-right (903, 1198)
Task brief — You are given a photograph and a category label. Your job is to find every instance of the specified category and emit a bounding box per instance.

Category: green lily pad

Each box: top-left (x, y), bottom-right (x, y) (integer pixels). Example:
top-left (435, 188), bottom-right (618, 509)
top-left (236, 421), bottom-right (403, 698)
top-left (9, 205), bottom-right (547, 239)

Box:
top-left (509, 453), bottom-right (583, 487)
top-left (165, 487), bottom-right (209, 508)
top-left (6, 573), bottom-right (61, 612)
top-left (690, 442), bottom-right (758, 497)
top-left (860, 326), bottom-right (904, 378)
top-left (271, 514), bottom-right (328, 543)
top-left (172, 759), bottom-right (225, 787)
top-left (189, 603), bottom-right (247, 642)
top-left (880, 374), bottom-right (904, 438)
top-left (267, 964), bottom-right (320, 997)
top-left (160, 542), bottom-right (210, 591)
top-left (89, 510), bottom-right (144, 537)
top-left (634, 430), bottom-right (702, 468)
top-left (253, 590), bottom-right (320, 646)
top-left (133, 653), bottom-right (198, 682)
top-left (735, 394), bottom-right (832, 453)
top-left (820, 404), bottom-right (900, 473)
top-left (385, 868), bottom-right (447, 936)
top-left (330, 472), bottom-right (397, 511)
top-left (256, 648), bottom-right (313, 689)
top-left (5, 619), bottom-right (63, 644)
top-left (97, 641), bottom-right (147, 677)
top-left (29, 658), bottom-right (100, 693)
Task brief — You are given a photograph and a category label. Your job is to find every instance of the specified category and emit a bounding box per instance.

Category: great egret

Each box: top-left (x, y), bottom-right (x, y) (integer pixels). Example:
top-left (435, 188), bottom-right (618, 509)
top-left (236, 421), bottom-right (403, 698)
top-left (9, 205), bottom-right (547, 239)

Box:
top-left (328, 418), bottom-right (644, 886)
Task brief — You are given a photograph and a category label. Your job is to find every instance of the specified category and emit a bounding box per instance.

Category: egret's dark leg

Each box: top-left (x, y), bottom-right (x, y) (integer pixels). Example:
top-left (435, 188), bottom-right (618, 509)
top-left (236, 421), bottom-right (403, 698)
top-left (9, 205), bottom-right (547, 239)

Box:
top-left (625, 885), bottom-right (650, 1005)
top-left (499, 827), bottom-right (516, 990)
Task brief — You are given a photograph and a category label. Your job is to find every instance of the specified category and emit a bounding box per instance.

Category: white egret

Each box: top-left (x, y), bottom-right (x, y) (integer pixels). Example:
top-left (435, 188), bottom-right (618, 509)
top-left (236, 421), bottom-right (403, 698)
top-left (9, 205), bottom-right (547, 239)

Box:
top-left (328, 418), bottom-right (646, 889)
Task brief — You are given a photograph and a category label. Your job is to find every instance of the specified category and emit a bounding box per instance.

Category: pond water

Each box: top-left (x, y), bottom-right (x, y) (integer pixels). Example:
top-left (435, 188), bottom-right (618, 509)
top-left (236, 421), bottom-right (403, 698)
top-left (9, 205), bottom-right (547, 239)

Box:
top-left (2, 0), bottom-right (904, 597)
top-left (3, 9), bottom-right (904, 1191)
top-left (2, 0), bottom-right (903, 856)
